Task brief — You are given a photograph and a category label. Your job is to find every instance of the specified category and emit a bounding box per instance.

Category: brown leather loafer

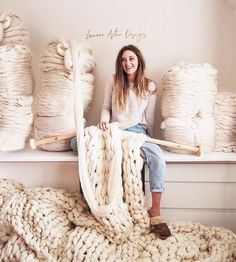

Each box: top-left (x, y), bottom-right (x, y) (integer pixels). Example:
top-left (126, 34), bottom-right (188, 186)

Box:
top-left (150, 216), bottom-right (171, 240)
top-left (152, 222), bottom-right (171, 240)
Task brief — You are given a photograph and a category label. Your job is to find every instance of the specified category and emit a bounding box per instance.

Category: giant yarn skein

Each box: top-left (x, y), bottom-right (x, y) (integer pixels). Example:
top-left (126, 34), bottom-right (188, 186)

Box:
top-left (33, 38), bottom-right (95, 151)
top-left (214, 92), bottom-right (236, 152)
top-left (161, 61), bottom-right (217, 154)
top-left (0, 10), bottom-right (33, 151)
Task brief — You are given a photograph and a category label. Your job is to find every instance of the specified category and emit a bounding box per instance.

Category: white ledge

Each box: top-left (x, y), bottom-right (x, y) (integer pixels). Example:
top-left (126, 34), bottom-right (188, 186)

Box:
top-left (0, 148), bottom-right (235, 163)
top-left (0, 147), bottom-right (77, 162)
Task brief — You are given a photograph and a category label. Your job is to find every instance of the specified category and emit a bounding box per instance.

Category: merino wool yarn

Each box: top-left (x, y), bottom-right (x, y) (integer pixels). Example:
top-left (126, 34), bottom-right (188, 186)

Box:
top-left (33, 38), bottom-right (95, 151)
top-left (161, 61), bottom-right (217, 154)
top-left (0, 11), bottom-right (33, 151)
top-left (214, 92), bottom-right (236, 152)
top-left (0, 126), bottom-right (235, 261)
top-left (0, 10), bottom-right (29, 45)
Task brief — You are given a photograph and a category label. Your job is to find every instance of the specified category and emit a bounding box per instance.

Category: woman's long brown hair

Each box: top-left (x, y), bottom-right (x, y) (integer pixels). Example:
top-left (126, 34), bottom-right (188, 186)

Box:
top-left (114, 45), bottom-right (155, 111)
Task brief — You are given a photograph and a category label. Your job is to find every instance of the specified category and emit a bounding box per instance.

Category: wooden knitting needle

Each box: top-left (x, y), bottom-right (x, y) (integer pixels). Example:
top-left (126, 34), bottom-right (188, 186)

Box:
top-left (30, 124), bottom-right (201, 155)
top-left (147, 137), bottom-right (201, 156)
top-left (29, 122), bottom-right (131, 149)
top-left (29, 132), bottom-right (76, 150)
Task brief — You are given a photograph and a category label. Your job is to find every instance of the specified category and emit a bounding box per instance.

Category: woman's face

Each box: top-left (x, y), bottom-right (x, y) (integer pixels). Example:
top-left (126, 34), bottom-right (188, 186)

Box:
top-left (121, 50), bottom-right (139, 78)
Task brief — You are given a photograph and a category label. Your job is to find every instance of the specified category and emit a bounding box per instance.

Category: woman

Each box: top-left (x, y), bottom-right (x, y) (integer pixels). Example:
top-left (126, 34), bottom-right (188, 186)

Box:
top-left (96, 45), bottom-right (171, 240)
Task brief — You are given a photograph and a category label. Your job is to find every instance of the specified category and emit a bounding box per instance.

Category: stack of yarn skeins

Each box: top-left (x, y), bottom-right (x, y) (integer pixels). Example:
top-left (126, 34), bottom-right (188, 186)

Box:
top-left (33, 38), bottom-right (95, 151)
top-left (161, 61), bottom-right (217, 154)
top-left (0, 10), bottom-right (33, 151)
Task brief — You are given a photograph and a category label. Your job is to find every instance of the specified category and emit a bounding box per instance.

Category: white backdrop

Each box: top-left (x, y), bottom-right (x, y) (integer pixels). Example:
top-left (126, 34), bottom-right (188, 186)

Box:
top-left (0, 0), bottom-right (235, 137)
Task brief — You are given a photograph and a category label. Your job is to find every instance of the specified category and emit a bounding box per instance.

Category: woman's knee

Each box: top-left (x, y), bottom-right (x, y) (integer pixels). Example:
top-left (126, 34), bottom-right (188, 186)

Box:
top-left (150, 155), bottom-right (166, 172)
top-left (145, 148), bottom-right (166, 169)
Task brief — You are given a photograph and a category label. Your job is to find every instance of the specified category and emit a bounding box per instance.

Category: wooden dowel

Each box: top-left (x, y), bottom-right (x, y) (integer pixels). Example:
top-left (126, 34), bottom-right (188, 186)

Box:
top-left (146, 137), bottom-right (201, 156)
top-left (29, 132), bottom-right (76, 149)
top-left (29, 122), bottom-right (130, 149)
top-left (30, 127), bottom-right (201, 155)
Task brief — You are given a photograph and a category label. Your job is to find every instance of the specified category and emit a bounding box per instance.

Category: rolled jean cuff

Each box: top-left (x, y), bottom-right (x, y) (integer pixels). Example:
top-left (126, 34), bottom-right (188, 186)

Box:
top-left (150, 188), bottom-right (165, 193)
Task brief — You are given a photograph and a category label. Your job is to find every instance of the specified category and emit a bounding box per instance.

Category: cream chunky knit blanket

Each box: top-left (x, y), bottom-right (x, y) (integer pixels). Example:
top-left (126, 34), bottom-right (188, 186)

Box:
top-left (0, 125), bottom-right (236, 261)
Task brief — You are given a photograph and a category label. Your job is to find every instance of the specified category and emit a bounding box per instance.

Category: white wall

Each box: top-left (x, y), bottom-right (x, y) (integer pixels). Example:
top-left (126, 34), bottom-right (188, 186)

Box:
top-left (0, 0), bottom-right (235, 137)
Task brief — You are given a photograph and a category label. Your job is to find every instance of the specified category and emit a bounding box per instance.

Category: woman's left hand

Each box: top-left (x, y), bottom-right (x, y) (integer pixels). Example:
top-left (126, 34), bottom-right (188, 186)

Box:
top-left (97, 122), bottom-right (109, 131)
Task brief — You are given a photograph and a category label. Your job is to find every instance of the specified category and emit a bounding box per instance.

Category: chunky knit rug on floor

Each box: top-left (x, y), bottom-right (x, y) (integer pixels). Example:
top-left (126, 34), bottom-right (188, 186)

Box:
top-left (0, 125), bottom-right (235, 261)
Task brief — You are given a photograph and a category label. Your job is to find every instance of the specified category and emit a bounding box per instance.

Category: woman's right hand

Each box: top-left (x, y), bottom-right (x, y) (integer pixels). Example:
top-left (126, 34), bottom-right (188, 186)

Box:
top-left (97, 122), bottom-right (109, 131)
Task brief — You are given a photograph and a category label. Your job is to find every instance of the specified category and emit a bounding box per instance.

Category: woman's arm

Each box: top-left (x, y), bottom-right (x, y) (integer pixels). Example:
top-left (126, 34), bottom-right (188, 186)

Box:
top-left (145, 81), bottom-right (158, 137)
top-left (98, 76), bottom-right (114, 130)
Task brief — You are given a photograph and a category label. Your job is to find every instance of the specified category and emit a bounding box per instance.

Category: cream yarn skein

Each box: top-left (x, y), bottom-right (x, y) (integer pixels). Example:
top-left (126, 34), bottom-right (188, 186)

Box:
top-left (214, 92), bottom-right (236, 152)
top-left (0, 10), bottom-right (29, 46)
top-left (0, 11), bottom-right (33, 151)
top-left (33, 38), bottom-right (95, 151)
top-left (161, 61), bottom-right (217, 153)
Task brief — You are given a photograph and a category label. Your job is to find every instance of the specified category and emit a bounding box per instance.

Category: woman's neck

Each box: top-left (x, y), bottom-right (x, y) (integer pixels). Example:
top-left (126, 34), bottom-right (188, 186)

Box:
top-left (127, 73), bottom-right (135, 82)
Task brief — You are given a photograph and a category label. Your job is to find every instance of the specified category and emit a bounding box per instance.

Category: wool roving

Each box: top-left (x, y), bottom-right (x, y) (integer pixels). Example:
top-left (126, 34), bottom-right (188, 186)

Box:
top-left (0, 11), bottom-right (33, 151)
top-left (0, 10), bottom-right (29, 46)
top-left (33, 38), bottom-right (95, 151)
top-left (161, 61), bottom-right (217, 154)
top-left (214, 92), bottom-right (236, 152)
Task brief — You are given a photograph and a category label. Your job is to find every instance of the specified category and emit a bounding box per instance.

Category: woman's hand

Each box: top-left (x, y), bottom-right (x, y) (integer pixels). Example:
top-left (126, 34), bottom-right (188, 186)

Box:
top-left (97, 122), bottom-right (109, 131)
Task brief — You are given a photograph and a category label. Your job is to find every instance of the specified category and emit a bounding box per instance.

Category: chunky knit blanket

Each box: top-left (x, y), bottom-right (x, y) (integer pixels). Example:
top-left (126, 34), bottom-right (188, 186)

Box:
top-left (0, 125), bottom-right (236, 261)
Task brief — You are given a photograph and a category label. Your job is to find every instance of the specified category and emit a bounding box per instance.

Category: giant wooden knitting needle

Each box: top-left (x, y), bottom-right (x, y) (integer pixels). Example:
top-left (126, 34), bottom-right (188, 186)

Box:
top-left (29, 132), bottom-right (76, 150)
top-left (29, 122), bottom-right (130, 149)
top-left (30, 124), bottom-right (201, 155)
top-left (147, 137), bottom-right (201, 156)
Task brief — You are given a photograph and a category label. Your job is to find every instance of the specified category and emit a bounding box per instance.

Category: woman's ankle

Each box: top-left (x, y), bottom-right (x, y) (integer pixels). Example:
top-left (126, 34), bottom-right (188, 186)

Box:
top-left (148, 208), bottom-right (160, 218)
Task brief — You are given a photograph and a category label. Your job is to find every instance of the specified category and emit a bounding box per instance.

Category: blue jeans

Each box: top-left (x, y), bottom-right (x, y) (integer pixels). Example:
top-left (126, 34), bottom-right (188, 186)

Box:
top-left (125, 124), bottom-right (166, 192)
top-left (70, 124), bottom-right (166, 193)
